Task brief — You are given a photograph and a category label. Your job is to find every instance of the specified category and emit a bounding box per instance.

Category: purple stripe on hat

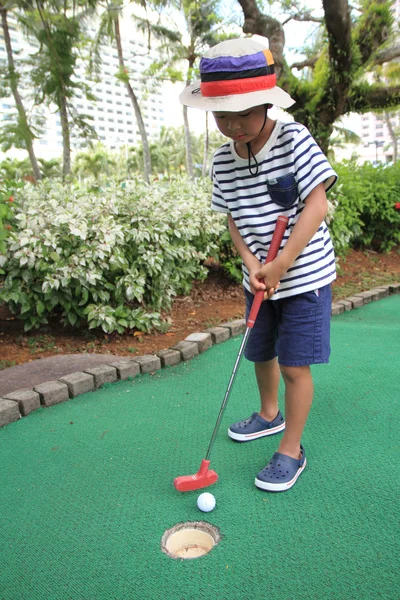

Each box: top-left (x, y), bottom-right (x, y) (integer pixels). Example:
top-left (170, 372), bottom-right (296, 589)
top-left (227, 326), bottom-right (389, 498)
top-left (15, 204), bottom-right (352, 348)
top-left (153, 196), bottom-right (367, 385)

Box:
top-left (200, 51), bottom-right (267, 74)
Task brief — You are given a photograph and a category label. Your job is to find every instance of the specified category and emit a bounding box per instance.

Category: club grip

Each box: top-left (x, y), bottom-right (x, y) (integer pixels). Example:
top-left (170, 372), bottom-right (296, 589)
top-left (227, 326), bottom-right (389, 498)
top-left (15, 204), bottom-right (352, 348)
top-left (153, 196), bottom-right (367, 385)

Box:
top-left (247, 215), bottom-right (289, 328)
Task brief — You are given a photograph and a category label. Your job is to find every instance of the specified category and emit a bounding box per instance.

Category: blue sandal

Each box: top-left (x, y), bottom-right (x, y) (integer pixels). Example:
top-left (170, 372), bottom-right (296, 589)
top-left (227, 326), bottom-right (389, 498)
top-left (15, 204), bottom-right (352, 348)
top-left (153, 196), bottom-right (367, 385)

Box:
top-left (228, 411), bottom-right (285, 442)
top-left (255, 445), bottom-right (306, 492)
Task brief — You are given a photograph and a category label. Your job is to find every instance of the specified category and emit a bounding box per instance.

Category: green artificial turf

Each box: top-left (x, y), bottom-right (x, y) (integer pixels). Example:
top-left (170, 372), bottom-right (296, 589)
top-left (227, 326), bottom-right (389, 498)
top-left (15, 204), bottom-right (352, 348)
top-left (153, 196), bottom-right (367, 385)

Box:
top-left (1, 295), bottom-right (399, 600)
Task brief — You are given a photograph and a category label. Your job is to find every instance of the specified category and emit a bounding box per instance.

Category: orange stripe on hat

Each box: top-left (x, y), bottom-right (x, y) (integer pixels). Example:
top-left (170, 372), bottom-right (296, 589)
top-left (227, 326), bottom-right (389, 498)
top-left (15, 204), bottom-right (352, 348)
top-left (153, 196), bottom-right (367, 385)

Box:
top-left (263, 49), bottom-right (274, 66)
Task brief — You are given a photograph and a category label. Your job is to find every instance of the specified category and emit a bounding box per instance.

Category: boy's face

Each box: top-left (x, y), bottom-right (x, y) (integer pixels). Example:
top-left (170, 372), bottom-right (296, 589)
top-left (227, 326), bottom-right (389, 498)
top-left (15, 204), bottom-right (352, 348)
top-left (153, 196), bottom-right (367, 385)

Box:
top-left (212, 104), bottom-right (267, 143)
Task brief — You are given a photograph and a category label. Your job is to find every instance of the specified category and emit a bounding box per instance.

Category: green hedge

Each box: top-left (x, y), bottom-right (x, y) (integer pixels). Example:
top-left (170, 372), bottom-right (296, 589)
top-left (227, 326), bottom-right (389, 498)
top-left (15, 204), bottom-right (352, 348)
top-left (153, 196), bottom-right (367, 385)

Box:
top-left (0, 177), bottom-right (225, 333)
top-left (328, 160), bottom-right (400, 253)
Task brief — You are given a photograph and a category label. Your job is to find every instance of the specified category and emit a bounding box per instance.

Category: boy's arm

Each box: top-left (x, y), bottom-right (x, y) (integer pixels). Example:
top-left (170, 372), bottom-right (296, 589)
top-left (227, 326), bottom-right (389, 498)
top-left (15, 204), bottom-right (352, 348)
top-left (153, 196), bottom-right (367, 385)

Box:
top-left (256, 182), bottom-right (328, 288)
top-left (228, 215), bottom-right (277, 298)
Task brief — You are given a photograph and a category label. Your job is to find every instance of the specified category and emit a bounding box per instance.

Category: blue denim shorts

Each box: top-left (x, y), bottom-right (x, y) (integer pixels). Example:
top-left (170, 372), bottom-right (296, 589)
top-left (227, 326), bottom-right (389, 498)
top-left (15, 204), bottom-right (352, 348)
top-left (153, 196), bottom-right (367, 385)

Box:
top-left (244, 284), bottom-right (332, 366)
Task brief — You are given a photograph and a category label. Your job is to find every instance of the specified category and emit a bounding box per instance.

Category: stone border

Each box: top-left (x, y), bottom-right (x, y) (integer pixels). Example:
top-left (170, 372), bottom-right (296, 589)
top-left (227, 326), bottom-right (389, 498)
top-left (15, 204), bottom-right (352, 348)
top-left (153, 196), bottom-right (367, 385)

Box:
top-left (1, 283), bottom-right (399, 428)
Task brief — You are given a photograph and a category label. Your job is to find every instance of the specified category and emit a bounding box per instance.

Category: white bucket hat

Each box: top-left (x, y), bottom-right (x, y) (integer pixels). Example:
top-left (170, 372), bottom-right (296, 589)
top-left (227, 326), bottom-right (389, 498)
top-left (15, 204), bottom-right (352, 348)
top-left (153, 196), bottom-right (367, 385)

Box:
top-left (180, 37), bottom-right (295, 112)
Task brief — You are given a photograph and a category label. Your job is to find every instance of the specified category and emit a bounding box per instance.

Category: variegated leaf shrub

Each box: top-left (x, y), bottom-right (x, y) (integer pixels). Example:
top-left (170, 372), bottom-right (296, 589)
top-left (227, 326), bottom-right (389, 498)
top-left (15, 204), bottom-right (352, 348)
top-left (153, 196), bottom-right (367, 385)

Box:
top-left (0, 177), bottom-right (225, 333)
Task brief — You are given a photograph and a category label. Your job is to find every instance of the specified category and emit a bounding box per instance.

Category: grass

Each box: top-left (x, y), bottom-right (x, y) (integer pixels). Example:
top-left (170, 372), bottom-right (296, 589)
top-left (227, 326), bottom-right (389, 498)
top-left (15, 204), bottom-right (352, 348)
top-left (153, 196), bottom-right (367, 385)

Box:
top-left (0, 360), bottom-right (16, 370)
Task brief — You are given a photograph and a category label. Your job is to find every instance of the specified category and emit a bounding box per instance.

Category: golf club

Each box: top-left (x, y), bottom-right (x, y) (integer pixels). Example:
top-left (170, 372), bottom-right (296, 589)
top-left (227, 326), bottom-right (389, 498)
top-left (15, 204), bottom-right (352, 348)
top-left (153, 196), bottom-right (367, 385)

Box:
top-left (173, 214), bottom-right (289, 492)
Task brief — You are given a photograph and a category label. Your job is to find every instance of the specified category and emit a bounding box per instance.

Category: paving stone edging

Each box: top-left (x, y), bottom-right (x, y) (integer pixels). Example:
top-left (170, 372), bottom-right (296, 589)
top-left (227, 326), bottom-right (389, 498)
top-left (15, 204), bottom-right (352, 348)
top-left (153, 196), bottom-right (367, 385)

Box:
top-left (1, 283), bottom-right (399, 428)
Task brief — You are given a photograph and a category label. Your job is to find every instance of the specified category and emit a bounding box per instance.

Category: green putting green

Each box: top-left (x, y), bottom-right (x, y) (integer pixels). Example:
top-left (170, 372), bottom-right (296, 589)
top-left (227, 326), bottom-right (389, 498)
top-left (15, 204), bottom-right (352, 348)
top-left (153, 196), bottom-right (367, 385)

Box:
top-left (1, 295), bottom-right (399, 599)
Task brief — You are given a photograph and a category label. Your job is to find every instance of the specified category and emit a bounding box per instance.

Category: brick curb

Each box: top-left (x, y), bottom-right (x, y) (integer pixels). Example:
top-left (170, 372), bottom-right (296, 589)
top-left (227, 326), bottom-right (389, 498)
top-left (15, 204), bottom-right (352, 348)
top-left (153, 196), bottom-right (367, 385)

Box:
top-left (1, 284), bottom-right (399, 428)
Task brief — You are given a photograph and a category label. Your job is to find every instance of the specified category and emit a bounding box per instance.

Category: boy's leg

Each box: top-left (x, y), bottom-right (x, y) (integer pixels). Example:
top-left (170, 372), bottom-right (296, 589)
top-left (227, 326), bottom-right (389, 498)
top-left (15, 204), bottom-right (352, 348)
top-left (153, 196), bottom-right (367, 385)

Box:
top-left (254, 286), bottom-right (331, 491)
top-left (255, 358), bottom-right (281, 422)
top-left (277, 364), bottom-right (313, 460)
top-left (228, 356), bottom-right (284, 441)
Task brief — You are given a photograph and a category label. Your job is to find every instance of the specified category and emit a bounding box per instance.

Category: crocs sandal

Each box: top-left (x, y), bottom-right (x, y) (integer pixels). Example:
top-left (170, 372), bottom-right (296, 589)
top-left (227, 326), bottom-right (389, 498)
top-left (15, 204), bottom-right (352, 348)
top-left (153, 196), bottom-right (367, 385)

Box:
top-left (255, 445), bottom-right (306, 492)
top-left (228, 411), bottom-right (285, 442)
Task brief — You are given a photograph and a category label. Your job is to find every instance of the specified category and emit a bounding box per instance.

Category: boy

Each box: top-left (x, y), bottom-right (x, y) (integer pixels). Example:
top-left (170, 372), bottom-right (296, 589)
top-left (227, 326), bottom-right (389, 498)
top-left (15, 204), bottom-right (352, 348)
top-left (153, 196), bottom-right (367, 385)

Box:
top-left (180, 37), bottom-right (337, 492)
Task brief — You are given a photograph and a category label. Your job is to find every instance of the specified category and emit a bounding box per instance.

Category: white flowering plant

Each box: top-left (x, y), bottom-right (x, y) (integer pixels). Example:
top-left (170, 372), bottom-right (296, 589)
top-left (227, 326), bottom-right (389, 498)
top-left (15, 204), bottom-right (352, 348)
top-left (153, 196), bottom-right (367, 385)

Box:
top-left (0, 176), bottom-right (225, 333)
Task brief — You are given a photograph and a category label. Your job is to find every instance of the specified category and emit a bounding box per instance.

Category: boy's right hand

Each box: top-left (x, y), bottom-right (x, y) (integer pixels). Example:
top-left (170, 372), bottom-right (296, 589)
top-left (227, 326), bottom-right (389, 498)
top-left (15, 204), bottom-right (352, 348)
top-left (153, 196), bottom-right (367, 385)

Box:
top-left (249, 268), bottom-right (279, 300)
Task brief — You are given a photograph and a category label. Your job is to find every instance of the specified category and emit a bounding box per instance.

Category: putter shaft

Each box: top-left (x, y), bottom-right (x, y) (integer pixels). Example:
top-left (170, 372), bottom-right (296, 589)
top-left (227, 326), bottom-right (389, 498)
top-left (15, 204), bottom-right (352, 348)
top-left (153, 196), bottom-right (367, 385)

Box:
top-left (204, 327), bottom-right (251, 461)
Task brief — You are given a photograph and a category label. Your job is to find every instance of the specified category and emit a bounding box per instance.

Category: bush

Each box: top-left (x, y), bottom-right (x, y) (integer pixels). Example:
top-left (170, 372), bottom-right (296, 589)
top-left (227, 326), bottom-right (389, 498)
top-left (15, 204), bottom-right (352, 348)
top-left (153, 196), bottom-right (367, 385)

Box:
top-left (328, 160), bottom-right (400, 253)
top-left (0, 176), bottom-right (225, 333)
top-left (217, 226), bottom-right (242, 284)
top-left (0, 179), bottom-right (23, 259)
top-left (326, 162), bottom-right (365, 256)
top-left (352, 161), bottom-right (400, 251)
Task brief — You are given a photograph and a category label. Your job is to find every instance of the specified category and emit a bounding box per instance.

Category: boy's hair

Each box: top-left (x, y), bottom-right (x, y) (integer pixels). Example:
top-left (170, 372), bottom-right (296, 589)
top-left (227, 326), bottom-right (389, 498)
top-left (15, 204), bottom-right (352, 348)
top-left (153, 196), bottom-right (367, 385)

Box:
top-left (180, 37), bottom-right (295, 113)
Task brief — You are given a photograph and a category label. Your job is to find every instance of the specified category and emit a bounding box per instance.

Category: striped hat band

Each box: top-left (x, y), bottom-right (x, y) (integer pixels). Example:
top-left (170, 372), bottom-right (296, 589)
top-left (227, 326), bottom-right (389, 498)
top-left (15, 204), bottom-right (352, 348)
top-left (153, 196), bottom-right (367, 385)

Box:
top-left (179, 38), bottom-right (295, 112)
top-left (200, 49), bottom-right (276, 98)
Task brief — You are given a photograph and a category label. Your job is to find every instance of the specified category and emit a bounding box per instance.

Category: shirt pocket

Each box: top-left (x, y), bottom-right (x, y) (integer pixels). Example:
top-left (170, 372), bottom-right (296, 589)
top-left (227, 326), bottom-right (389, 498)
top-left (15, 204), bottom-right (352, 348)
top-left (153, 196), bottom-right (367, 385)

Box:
top-left (267, 173), bottom-right (298, 208)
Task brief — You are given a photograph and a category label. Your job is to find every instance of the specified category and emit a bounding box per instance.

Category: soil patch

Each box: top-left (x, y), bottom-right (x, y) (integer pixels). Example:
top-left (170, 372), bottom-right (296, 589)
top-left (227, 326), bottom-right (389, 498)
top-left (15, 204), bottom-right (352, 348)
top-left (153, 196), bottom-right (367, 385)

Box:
top-left (1, 248), bottom-right (399, 368)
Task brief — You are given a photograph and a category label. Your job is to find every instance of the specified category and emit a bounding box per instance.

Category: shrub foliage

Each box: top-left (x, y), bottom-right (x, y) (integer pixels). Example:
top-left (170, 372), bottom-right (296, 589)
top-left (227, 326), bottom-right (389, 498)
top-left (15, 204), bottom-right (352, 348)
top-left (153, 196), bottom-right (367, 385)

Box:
top-left (329, 161), bottom-right (400, 253)
top-left (0, 177), bottom-right (225, 333)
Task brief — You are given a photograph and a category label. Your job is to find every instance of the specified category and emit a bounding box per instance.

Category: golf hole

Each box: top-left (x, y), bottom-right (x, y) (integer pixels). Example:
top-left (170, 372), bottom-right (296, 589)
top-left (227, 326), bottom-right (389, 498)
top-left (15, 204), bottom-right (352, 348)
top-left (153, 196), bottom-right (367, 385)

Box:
top-left (161, 521), bottom-right (220, 560)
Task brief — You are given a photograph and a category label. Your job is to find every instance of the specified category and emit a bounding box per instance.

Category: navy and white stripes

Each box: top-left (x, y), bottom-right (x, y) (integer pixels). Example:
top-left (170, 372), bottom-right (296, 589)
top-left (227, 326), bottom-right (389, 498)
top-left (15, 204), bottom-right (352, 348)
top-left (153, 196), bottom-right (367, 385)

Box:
top-left (211, 121), bottom-right (338, 299)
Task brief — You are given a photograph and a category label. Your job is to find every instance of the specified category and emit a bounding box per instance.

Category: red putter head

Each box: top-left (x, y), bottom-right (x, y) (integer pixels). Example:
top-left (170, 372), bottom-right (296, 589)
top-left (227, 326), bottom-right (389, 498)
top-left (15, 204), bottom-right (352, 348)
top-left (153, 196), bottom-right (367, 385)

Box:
top-left (173, 459), bottom-right (218, 492)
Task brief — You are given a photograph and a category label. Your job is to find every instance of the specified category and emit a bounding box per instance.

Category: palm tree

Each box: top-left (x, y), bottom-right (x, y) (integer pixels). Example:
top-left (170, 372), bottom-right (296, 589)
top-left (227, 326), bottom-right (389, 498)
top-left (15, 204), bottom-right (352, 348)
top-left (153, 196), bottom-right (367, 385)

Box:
top-left (0, 1), bottom-right (42, 181)
top-left (21, 0), bottom-right (96, 178)
top-left (137, 0), bottom-right (223, 178)
top-left (73, 143), bottom-right (116, 182)
top-left (91, 0), bottom-right (152, 183)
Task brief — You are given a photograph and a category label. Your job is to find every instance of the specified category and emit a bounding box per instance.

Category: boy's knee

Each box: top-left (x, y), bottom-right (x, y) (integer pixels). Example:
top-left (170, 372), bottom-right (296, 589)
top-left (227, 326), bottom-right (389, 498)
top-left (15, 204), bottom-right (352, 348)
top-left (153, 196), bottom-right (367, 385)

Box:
top-left (280, 364), bottom-right (311, 384)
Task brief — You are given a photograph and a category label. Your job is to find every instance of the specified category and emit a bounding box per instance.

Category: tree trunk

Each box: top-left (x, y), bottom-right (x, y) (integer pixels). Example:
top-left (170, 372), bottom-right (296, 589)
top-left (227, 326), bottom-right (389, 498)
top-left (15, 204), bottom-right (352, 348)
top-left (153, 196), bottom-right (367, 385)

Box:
top-left (183, 105), bottom-right (194, 178)
top-left (384, 111), bottom-right (398, 163)
top-left (202, 112), bottom-right (209, 178)
top-left (114, 17), bottom-right (151, 183)
top-left (0, 3), bottom-right (42, 181)
top-left (58, 92), bottom-right (71, 178)
top-left (183, 60), bottom-right (195, 179)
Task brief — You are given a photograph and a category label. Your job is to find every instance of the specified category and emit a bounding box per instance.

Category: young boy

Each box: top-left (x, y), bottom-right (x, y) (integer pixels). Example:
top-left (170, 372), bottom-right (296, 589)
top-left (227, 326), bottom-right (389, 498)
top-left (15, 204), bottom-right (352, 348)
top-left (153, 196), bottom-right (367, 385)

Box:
top-left (180, 37), bottom-right (337, 492)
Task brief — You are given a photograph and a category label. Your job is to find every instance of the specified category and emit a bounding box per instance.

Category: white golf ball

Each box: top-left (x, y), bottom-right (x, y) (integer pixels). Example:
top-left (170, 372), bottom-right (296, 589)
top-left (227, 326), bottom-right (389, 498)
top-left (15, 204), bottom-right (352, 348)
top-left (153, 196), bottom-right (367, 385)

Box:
top-left (197, 492), bottom-right (216, 512)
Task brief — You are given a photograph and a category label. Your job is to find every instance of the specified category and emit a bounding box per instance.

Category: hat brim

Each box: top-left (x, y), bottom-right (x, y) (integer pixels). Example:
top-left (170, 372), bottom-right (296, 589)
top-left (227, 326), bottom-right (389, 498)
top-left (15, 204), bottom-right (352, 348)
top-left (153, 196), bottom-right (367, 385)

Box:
top-left (180, 81), bottom-right (295, 112)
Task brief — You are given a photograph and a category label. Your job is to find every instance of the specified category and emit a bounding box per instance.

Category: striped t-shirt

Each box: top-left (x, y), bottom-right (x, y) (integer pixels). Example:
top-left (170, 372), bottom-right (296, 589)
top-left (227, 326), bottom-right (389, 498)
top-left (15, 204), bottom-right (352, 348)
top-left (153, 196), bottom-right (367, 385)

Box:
top-left (211, 120), bottom-right (338, 299)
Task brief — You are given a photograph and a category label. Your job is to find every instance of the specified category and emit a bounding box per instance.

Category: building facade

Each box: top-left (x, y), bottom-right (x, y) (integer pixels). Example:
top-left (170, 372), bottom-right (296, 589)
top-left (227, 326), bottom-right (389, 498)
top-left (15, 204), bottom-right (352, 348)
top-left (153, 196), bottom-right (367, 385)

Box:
top-left (356, 0), bottom-right (400, 163)
top-left (0, 16), bottom-right (165, 161)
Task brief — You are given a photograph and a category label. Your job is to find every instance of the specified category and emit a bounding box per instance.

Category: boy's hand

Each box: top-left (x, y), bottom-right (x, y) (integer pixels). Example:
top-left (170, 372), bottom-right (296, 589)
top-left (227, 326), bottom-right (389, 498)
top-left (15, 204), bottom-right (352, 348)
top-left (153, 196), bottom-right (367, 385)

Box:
top-left (249, 265), bottom-right (280, 300)
top-left (252, 259), bottom-right (284, 300)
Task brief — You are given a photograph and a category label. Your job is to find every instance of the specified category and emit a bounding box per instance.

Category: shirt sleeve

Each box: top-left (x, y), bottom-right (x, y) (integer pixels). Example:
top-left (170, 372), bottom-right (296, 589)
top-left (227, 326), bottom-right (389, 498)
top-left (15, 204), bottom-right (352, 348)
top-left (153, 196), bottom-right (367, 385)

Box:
top-left (211, 163), bottom-right (230, 214)
top-left (293, 125), bottom-right (338, 202)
